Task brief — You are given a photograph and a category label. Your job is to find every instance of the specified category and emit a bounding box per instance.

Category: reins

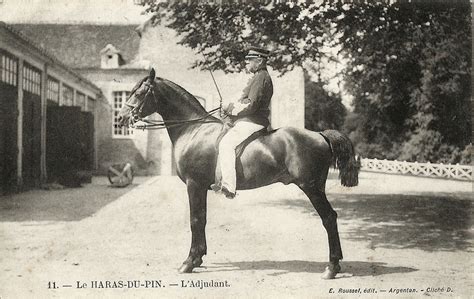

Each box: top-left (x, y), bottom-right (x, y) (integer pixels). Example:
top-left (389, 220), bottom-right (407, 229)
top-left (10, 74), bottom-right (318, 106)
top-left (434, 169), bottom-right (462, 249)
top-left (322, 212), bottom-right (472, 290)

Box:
top-left (132, 107), bottom-right (222, 130)
top-left (127, 81), bottom-right (223, 130)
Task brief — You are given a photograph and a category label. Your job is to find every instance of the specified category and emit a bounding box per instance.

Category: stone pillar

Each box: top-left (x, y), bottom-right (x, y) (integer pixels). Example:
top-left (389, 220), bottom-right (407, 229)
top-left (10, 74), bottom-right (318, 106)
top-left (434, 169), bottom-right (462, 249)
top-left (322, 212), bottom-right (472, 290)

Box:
top-left (16, 58), bottom-right (24, 186)
top-left (73, 88), bottom-right (77, 106)
top-left (40, 63), bottom-right (48, 183)
top-left (59, 81), bottom-right (63, 106)
top-left (471, 0), bottom-right (474, 152)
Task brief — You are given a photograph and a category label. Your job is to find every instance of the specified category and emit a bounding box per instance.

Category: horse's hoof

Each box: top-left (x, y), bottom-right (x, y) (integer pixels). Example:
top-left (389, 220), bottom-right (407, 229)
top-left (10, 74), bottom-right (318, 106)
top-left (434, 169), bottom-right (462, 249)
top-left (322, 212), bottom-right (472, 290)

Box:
top-left (193, 257), bottom-right (203, 267)
top-left (321, 264), bottom-right (341, 280)
top-left (178, 263), bottom-right (193, 273)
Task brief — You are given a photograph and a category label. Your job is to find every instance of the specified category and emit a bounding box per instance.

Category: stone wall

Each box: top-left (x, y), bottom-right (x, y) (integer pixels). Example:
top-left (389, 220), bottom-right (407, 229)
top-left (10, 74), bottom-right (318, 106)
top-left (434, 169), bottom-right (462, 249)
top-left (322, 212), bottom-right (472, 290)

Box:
top-left (269, 67), bottom-right (305, 129)
top-left (82, 69), bottom-right (164, 175)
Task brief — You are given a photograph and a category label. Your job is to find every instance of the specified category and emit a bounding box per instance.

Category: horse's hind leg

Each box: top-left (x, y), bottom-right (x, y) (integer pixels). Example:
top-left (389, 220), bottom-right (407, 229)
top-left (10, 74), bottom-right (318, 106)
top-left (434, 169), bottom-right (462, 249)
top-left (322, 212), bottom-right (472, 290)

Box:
top-left (300, 185), bottom-right (343, 279)
top-left (178, 179), bottom-right (208, 273)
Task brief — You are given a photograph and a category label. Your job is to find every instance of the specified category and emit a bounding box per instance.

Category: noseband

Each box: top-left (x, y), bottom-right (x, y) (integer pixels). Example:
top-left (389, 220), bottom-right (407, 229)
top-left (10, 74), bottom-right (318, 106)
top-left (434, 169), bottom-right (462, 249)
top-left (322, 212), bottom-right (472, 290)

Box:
top-left (125, 81), bottom-right (156, 123)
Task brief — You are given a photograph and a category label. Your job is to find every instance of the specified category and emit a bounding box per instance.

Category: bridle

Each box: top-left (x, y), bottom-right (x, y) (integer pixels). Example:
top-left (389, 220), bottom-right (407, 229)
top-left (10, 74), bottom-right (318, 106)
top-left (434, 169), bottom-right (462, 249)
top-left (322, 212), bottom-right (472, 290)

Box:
top-left (124, 81), bottom-right (157, 122)
top-left (124, 80), bottom-right (222, 130)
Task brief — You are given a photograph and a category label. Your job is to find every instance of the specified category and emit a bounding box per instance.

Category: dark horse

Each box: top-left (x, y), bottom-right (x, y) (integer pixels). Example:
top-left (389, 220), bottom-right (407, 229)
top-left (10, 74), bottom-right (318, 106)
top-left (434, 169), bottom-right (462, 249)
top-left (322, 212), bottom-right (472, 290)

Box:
top-left (118, 69), bottom-right (359, 279)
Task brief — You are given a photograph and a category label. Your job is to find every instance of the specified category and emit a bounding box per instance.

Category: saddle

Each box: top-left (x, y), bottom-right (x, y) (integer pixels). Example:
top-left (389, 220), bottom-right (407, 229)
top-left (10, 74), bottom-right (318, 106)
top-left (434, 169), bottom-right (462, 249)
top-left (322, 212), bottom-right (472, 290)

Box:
top-left (213, 123), bottom-right (276, 189)
top-left (216, 123), bottom-right (274, 158)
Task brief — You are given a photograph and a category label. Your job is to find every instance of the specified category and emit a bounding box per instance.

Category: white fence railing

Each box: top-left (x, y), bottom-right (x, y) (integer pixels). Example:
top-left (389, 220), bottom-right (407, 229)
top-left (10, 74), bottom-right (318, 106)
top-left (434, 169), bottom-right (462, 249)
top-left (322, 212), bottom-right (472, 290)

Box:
top-left (360, 158), bottom-right (472, 181)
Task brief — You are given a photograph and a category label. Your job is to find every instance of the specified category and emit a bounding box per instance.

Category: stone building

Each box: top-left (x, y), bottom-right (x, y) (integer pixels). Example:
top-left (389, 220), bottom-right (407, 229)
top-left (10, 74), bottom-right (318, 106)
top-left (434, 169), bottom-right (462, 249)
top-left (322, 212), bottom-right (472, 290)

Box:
top-left (0, 22), bottom-right (103, 193)
top-left (10, 23), bottom-right (165, 175)
top-left (2, 0), bottom-right (305, 178)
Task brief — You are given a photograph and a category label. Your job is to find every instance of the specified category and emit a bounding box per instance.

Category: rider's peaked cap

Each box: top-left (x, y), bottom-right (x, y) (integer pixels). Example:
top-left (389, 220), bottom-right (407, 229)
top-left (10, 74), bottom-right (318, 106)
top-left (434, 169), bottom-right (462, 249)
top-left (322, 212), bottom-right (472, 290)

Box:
top-left (245, 46), bottom-right (270, 59)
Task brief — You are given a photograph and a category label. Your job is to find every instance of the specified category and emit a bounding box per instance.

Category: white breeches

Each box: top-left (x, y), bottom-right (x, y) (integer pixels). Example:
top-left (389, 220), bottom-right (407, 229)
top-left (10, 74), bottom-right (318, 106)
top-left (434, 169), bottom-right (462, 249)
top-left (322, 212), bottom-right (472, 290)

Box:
top-left (218, 121), bottom-right (265, 192)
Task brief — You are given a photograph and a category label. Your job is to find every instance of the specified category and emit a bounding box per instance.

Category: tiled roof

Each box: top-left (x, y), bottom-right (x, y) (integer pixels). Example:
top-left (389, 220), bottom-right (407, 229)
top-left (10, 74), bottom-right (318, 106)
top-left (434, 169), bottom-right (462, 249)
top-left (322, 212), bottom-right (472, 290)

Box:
top-left (11, 24), bottom-right (141, 69)
top-left (0, 22), bottom-right (101, 93)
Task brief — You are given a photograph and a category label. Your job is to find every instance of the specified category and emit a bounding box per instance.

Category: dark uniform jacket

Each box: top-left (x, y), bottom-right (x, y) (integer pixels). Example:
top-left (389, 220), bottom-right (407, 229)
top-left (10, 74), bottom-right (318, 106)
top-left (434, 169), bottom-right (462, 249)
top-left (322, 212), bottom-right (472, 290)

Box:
top-left (232, 65), bottom-right (273, 127)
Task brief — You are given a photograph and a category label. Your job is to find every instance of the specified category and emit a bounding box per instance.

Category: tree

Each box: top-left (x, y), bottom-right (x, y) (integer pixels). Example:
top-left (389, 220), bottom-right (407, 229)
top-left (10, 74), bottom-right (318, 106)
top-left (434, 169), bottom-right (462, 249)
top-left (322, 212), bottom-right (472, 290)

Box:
top-left (334, 1), bottom-right (471, 163)
top-left (143, 1), bottom-right (329, 73)
top-left (304, 70), bottom-right (346, 131)
top-left (142, 0), bottom-right (471, 163)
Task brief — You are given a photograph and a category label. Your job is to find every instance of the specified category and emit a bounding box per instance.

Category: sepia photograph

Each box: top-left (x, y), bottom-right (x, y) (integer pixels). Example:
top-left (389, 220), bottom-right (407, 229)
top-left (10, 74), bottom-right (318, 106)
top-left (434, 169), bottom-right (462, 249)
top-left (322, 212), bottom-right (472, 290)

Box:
top-left (0, 0), bottom-right (472, 298)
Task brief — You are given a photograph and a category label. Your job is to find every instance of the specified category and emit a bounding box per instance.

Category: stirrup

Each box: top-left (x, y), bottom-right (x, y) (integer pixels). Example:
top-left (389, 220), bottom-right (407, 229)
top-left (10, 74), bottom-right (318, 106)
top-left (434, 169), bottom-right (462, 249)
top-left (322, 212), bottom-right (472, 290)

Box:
top-left (221, 186), bottom-right (236, 199)
top-left (210, 183), bottom-right (221, 192)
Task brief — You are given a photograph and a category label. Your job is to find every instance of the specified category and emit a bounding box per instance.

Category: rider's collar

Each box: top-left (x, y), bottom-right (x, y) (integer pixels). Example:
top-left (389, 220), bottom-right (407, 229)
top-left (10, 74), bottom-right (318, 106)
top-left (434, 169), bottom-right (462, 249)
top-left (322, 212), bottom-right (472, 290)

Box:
top-left (253, 65), bottom-right (267, 73)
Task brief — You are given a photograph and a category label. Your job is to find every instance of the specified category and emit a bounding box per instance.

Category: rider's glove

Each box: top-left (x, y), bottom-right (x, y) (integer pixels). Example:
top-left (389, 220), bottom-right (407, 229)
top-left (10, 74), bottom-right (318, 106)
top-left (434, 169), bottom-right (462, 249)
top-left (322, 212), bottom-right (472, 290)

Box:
top-left (224, 102), bottom-right (235, 115)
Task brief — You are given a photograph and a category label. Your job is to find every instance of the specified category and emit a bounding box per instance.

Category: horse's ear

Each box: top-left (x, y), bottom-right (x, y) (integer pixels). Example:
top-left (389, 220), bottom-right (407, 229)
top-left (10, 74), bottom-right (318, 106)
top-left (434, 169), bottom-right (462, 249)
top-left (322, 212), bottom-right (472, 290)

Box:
top-left (148, 68), bottom-right (156, 82)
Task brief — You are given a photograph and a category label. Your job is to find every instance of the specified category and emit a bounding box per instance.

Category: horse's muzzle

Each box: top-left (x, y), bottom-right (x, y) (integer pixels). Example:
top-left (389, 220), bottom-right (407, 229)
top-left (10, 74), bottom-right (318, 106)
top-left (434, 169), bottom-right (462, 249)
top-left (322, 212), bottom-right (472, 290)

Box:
top-left (117, 115), bottom-right (125, 127)
top-left (117, 113), bottom-right (130, 128)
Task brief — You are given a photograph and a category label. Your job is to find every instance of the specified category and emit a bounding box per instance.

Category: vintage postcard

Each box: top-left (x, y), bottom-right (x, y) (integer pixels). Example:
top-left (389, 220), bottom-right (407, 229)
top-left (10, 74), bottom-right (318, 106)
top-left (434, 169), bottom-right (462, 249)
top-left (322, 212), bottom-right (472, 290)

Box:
top-left (0, 0), bottom-right (472, 298)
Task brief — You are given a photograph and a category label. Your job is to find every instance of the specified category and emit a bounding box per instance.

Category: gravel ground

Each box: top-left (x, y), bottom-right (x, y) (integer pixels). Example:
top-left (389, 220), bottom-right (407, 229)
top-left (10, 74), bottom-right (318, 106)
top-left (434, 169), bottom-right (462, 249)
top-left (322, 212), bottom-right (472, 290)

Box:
top-left (0, 172), bottom-right (472, 298)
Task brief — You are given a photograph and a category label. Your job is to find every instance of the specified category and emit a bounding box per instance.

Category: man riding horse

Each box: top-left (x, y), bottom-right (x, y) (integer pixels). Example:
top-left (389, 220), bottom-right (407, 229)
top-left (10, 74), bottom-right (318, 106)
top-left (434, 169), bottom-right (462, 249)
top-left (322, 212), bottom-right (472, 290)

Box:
top-left (118, 50), bottom-right (359, 278)
top-left (212, 46), bottom-right (273, 199)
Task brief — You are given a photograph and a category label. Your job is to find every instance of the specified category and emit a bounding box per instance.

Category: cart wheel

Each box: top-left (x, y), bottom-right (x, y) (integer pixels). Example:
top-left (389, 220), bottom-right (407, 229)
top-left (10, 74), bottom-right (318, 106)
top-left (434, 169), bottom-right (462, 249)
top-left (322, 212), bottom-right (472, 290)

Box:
top-left (108, 163), bottom-right (134, 187)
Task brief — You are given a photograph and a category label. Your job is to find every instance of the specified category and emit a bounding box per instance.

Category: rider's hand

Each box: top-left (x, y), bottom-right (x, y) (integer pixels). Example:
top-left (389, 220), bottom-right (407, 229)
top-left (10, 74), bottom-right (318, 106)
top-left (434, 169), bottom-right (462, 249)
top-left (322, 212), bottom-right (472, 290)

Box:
top-left (224, 103), bottom-right (235, 115)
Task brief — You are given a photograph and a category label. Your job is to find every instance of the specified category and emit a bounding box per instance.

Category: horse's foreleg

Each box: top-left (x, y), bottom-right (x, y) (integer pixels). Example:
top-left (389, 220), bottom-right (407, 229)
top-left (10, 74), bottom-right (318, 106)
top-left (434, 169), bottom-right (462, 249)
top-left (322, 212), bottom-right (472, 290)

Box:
top-left (301, 186), bottom-right (343, 279)
top-left (178, 179), bottom-right (208, 273)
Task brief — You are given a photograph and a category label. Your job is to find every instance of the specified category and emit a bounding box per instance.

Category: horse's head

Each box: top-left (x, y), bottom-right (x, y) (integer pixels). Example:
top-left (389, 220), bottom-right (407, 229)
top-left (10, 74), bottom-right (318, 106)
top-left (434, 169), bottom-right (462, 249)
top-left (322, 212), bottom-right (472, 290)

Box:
top-left (118, 68), bottom-right (157, 127)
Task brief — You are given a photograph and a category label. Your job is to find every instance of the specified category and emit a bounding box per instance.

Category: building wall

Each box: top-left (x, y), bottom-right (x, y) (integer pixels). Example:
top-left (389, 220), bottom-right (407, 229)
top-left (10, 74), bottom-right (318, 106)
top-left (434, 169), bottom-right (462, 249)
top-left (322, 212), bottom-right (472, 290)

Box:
top-left (0, 25), bottom-right (102, 190)
top-left (0, 58), bottom-right (19, 193)
top-left (270, 67), bottom-right (305, 129)
top-left (77, 69), bottom-right (165, 175)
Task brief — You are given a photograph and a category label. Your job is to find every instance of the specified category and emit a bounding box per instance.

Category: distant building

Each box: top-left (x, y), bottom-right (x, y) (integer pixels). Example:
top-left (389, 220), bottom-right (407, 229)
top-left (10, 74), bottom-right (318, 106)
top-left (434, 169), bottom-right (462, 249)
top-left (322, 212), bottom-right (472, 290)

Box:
top-left (0, 22), bottom-right (103, 193)
top-left (11, 23), bottom-right (164, 175)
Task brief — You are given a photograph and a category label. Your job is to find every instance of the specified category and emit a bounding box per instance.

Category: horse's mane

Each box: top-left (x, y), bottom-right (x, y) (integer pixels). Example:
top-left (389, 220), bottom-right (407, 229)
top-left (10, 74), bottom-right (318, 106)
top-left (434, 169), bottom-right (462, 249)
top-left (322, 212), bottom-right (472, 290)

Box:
top-left (157, 77), bottom-right (208, 113)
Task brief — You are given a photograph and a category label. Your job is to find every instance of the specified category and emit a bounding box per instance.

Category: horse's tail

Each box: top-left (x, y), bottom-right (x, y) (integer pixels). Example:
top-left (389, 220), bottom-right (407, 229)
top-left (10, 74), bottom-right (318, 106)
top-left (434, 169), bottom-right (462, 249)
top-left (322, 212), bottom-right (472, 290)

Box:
top-left (320, 130), bottom-right (359, 187)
